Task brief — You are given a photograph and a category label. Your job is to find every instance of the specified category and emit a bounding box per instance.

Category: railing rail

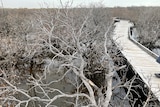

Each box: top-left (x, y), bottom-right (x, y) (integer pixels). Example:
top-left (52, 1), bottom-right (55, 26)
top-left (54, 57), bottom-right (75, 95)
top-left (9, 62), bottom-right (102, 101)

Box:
top-left (128, 23), bottom-right (159, 59)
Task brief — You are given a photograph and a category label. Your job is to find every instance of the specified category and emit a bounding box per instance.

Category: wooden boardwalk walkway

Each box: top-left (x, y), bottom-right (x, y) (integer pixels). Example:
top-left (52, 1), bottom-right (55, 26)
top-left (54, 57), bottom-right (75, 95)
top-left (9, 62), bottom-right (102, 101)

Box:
top-left (113, 20), bottom-right (160, 101)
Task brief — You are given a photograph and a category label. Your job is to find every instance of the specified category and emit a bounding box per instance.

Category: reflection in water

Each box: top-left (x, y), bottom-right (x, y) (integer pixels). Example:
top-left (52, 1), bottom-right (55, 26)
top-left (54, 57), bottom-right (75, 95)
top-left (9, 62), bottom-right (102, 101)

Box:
top-left (132, 28), bottom-right (139, 41)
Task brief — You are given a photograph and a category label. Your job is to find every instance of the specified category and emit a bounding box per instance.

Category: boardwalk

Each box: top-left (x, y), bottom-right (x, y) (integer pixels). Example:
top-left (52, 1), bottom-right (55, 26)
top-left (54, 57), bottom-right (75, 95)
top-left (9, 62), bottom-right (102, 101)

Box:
top-left (113, 20), bottom-right (160, 101)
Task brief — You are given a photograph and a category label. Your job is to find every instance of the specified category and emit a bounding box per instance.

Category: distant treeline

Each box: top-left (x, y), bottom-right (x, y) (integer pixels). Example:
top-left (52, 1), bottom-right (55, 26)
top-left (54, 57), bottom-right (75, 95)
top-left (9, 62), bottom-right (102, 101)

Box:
top-left (0, 6), bottom-right (160, 49)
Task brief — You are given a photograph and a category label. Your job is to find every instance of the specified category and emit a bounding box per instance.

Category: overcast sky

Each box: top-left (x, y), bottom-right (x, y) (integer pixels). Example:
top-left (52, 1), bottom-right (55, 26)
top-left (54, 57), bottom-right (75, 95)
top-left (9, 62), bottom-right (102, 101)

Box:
top-left (1, 0), bottom-right (160, 8)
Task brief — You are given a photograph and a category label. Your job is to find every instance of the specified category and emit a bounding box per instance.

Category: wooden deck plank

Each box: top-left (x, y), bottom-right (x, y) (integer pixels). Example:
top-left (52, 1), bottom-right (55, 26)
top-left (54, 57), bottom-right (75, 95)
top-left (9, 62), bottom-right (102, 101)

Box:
top-left (113, 20), bottom-right (160, 102)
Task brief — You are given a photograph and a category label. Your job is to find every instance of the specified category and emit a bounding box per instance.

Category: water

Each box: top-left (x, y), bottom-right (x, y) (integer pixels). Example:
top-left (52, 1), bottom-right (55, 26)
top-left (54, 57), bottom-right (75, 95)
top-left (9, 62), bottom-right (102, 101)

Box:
top-left (132, 28), bottom-right (139, 41)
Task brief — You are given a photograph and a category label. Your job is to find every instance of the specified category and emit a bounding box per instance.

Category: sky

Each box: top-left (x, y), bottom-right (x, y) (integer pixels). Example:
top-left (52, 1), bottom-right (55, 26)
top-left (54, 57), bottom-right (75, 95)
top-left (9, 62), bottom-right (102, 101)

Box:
top-left (1, 0), bottom-right (160, 8)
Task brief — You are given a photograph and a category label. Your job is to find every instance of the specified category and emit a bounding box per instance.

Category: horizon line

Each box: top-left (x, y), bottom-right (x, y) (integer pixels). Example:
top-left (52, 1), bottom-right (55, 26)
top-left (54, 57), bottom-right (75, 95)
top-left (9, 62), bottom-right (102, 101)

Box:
top-left (1, 5), bottom-right (160, 9)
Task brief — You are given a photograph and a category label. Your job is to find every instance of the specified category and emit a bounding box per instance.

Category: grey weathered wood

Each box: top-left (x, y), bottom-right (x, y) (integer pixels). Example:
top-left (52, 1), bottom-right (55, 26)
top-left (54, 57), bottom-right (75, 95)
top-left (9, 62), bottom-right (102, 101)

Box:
top-left (113, 20), bottom-right (160, 101)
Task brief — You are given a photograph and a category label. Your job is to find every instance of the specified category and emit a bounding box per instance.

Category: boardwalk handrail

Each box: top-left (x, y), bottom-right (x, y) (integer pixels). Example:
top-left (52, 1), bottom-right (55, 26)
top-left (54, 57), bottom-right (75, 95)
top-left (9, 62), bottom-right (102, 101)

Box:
top-left (114, 20), bottom-right (160, 103)
top-left (128, 23), bottom-right (159, 59)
